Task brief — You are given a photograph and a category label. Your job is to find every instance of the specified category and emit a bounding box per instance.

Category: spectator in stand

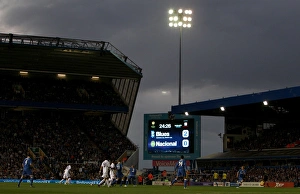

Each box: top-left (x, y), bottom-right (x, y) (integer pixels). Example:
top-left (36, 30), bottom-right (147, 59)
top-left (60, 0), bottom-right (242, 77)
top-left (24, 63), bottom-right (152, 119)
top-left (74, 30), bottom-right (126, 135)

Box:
top-left (138, 174), bottom-right (144, 185)
top-left (147, 171), bottom-right (153, 185)
top-left (161, 170), bottom-right (167, 181)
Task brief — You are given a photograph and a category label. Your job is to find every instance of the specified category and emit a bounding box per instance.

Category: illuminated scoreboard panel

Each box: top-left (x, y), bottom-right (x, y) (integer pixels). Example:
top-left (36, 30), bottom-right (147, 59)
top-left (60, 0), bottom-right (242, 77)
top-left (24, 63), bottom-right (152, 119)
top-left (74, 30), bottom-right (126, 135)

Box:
top-left (147, 119), bottom-right (194, 154)
top-left (144, 114), bottom-right (201, 160)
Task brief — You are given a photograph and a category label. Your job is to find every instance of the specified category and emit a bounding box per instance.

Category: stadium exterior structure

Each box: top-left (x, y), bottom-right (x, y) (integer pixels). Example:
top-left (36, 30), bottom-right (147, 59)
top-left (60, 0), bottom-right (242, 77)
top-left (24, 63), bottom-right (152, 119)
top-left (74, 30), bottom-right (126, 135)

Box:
top-left (171, 86), bottom-right (300, 166)
top-left (0, 32), bottom-right (142, 136)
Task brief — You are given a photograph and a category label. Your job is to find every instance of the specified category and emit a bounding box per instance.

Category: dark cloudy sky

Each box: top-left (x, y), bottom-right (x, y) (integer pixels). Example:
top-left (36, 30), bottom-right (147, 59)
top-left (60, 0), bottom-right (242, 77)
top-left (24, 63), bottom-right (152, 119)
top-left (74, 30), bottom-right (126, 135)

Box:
top-left (1, 0), bottom-right (300, 169)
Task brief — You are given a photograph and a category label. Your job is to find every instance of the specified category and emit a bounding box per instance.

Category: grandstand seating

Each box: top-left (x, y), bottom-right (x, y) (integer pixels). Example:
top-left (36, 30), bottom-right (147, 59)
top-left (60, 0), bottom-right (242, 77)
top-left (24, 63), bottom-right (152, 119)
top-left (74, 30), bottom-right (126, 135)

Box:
top-left (0, 74), bottom-right (136, 180)
top-left (0, 74), bottom-right (126, 107)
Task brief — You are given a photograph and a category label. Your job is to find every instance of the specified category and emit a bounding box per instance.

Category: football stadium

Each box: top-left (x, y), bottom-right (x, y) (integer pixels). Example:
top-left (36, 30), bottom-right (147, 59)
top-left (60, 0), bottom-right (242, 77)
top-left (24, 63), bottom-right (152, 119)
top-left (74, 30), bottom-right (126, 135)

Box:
top-left (1, 32), bottom-right (300, 193)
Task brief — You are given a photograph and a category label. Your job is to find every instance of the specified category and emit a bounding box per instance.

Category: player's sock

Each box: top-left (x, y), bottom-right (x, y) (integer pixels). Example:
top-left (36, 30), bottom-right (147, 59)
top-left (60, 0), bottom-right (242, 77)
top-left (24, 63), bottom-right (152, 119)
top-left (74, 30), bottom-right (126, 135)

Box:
top-left (99, 179), bottom-right (105, 185)
top-left (184, 179), bottom-right (187, 188)
top-left (111, 179), bottom-right (116, 186)
top-left (18, 178), bottom-right (23, 187)
top-left (171, 179), bottom-right (177, 185)
top-left (30, 177), bottom-right (33, 186)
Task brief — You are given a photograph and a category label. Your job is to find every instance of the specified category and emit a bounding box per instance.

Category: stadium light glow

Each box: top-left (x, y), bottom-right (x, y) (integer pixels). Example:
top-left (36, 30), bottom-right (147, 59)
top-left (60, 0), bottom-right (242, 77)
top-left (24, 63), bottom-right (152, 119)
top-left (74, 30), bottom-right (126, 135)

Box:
top-left (91, 76), bottom-right (99, 80)
top-left (57, 74), bottom-right (66, 78)
top-left (185, 111), bottom-right (189, 116)
top-left (19, 71), bottom-right (28, 75)
top-left (263, 101), bottom-right (268, 106)
top-left (168, 8), bottom-right (192, 105)
top-left (220, 106), bottom-right (225, 111)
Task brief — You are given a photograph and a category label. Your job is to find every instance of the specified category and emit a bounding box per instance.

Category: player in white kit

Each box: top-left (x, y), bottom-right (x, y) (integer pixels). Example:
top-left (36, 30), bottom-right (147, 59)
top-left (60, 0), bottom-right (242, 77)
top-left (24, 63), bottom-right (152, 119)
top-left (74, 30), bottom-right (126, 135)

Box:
top-left (59, 165), bottom-right (71, 184)
top-left (108, 161), bottom-right (117, 187)
top-left (98, 159), bottom-right (110, 187)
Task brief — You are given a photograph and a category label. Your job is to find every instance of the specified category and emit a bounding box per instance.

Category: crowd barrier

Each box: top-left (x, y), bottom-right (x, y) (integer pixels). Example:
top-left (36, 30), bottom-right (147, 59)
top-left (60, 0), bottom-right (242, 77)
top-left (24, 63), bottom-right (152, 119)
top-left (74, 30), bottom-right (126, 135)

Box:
top-left (0, 179), bottom-right (98, 185)
top-left (0, 179), bottom-right (295, 187)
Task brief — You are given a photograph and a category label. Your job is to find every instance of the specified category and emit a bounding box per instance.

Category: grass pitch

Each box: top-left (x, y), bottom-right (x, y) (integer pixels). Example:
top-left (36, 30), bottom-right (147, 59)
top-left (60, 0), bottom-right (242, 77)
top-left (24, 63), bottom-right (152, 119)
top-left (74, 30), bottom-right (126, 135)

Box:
top-left (1, 183), bottom-right (299, 194)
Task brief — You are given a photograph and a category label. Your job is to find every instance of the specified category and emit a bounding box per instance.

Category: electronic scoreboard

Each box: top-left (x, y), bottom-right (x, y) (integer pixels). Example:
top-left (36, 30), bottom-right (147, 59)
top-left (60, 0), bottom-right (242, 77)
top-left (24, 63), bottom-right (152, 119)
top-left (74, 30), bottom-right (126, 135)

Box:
top-left (144, 113), bottom-right (201, 160)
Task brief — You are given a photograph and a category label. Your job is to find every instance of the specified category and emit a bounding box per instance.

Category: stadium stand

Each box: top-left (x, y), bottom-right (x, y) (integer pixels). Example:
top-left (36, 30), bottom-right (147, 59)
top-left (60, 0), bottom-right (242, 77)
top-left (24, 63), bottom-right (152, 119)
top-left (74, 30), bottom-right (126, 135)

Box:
top-left (0, 33), bottom-right (142, 180)
top-left (170, 86), bottom-right (300, 187)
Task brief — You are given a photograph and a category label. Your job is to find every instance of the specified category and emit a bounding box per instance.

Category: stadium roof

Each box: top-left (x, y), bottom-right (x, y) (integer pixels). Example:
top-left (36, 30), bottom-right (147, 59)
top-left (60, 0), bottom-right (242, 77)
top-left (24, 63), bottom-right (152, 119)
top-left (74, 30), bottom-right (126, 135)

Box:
top-left (0, 33), bottom-right (142, 79)
top-left (171, 86), bottom-right (300, 121)
top-left (0, 33), bottom-right (143, 136)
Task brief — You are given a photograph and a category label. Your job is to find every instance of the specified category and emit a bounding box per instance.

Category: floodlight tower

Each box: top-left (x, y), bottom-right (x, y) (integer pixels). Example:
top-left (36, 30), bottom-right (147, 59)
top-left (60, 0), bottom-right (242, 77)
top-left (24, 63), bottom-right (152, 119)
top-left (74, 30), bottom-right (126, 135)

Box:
top-left (168, 8), bottom-right (192, 105)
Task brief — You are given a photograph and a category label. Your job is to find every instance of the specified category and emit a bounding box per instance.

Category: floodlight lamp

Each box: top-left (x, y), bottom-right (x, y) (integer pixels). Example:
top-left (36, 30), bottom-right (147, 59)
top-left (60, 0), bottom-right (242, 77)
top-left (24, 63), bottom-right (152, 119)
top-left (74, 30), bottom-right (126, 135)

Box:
top-left (19, 71), bottom-right (28, 75)
top-left (188, 17), bottom-right (192, 21)
top-left (178, 22), bottom-right (183, 26)
top-left (174, 23), bottom-right (178, 27)
top-left (263, 101), bottom-right (268, 106)
top-left (187, 24), bottom-right (192, 28)
top-left (183, 16), bottom-right (187, 21)
top-left (220, 106), bottom-right (225, 111)
top-left (169, 9), bottom-right (174, 14)
top-left (169, 16), bottom-right (173, 21)
top-left (178, 9), bottom-right (183, 14)
top-left (91, 76), bottom-right (99, 80)
top-left (57, 74), bottom-right (66, 78)
top-left (185, 112), bottom-right (189, 116)
top-left (169, 23), bottom-right (173, 27)
top-left (174, 16), bottom-right (178, 21)
top-left (183, 24), bottom-right (187, 28)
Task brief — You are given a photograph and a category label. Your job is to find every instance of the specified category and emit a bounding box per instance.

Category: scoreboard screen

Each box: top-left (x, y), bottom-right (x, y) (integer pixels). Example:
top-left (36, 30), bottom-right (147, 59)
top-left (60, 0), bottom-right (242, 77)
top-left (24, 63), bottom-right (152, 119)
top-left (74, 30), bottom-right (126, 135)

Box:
top-left (144, 113), bottom-right (201, 160)
top-left (147, 119), bottom-right (194, 154)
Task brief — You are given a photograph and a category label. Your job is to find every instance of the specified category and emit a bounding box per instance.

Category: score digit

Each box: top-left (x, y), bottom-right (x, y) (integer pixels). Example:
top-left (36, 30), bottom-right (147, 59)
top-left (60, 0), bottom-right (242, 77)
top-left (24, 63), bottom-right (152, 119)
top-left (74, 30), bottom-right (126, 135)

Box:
top-left (182, 130), bottom-right (189, 138)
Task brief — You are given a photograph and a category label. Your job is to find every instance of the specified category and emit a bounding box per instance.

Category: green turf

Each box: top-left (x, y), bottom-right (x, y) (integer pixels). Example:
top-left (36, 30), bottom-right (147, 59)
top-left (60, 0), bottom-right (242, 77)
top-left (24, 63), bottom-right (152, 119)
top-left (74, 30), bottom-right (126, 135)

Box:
top-left (1, 183), bottom-right (299, 194)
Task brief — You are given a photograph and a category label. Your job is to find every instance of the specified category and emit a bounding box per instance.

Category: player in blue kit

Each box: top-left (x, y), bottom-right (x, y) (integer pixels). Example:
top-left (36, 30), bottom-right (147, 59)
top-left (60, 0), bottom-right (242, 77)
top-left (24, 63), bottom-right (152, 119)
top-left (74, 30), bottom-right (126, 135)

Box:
top-left (124, 165), bottom-right (137, 187)
top-left (17, 155), bottom-right (34, 188)
top-left (116, 160), bottom-right (124, 186)
top-left (170, 155), bottom-right (188, 189)
top-left (236, 166), bottom-right (246, 188)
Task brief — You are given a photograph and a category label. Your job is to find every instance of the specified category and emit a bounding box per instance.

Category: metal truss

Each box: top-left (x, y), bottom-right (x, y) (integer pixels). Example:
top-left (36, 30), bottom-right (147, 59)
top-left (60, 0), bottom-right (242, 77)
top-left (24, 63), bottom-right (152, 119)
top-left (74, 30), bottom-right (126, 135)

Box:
top-left (0, 33), bottom-right (142, 75)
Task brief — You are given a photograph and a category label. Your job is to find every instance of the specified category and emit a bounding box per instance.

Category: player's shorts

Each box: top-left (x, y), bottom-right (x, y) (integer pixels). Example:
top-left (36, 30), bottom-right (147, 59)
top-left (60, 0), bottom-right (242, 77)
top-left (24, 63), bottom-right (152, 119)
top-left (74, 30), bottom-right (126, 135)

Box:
top-left (238, 177), bottom-right (243, 183)
top-left (117, 172), bottom-right (123, 179)
top-left (22, 169), bottom-right (32, 176)
top-left (110, 172), bottom-right (116, 179)
top-left (177, 169), bottom-right (186, 178)
top-left (63, 173), bottom-right (70, 179)
top-left (102, 171), bottom-right (109, 178)
top-left (127, 175), bottom-right (135, 180)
